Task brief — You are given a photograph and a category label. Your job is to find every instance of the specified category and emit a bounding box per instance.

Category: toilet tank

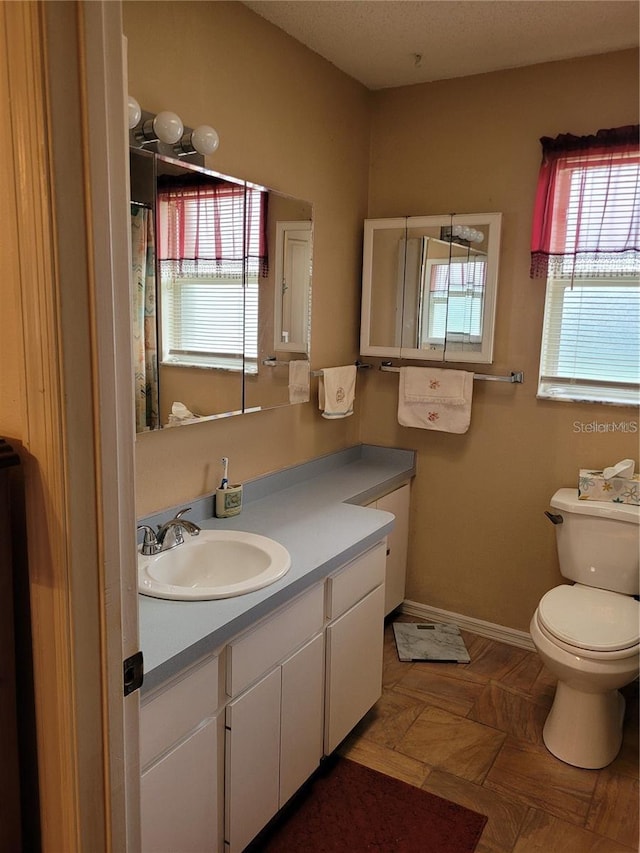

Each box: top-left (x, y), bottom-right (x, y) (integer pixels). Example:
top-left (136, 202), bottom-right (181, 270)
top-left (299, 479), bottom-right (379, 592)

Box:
top-left (549, 489), bottom-right (640, 595)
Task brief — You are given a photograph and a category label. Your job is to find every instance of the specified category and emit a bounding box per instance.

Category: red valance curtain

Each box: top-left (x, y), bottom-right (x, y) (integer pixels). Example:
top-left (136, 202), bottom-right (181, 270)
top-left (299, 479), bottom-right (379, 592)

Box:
top-left (530, 125), bottom-right (640, 279)
top-left (158, 181), bottom-right (268, 277)
top-left (245, 187), bottom-right (269, 277)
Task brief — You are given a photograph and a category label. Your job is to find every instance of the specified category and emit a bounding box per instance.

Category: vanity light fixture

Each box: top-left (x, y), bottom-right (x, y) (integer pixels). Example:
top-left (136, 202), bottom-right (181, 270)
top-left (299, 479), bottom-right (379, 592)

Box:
top-left (128, 95), bottom-right (220, 158)
top-left (133, 108), bottom-right (184, 146)
top-left (174, 124), bottom-right (220, 157)
top-left (128, 95), bottom-right (142, 130)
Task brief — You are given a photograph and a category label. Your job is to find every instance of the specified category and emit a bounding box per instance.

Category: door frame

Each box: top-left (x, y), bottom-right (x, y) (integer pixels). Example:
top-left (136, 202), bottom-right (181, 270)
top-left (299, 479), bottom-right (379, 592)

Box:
top-left (3, 2), bottom-right (138, 849)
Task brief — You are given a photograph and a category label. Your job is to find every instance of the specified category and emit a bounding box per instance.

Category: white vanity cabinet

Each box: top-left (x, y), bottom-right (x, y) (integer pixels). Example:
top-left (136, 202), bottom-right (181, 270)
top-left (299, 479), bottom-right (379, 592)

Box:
top-left (139, 537), bottom-right (392, 853)
top-left (224, 585), bottom-right (325, 853)
top-left (324, 541), bottom-right (386, 754)
top-left (366, 483), bottom-right (410, 615)
top-left (140, 655), bottom-right (224, 853)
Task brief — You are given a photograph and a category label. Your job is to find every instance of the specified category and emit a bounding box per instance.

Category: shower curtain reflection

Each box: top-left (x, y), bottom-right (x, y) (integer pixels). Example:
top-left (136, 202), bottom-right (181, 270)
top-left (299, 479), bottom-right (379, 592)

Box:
top-left (131, 204), bottom-right (159, 431)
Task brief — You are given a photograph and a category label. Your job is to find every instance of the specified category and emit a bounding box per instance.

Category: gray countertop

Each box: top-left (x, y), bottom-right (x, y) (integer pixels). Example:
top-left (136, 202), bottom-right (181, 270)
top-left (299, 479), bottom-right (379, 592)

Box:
top-left (138, 444), bottom-right (415, 692)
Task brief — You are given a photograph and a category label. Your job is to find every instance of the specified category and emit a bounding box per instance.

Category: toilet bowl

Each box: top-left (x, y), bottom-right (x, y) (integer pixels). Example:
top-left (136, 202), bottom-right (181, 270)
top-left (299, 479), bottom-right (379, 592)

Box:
top-left (531, 489), bottom-right (640, 769)
top-left (530, 585), bottom-right (639, 768)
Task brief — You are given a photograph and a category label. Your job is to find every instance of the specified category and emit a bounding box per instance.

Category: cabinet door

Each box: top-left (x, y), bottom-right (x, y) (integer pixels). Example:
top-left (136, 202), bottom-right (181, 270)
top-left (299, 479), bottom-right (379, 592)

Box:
top-left (225, 668), bottom-right (281, 853)
top-left (376, 484), bottom-right (410, 615)
top-left (280, 633), bottom-right (324, 807)
top-left (141, 715), bottom-right (221, 853)
top-left (324, 584), bottom-right (385, 754)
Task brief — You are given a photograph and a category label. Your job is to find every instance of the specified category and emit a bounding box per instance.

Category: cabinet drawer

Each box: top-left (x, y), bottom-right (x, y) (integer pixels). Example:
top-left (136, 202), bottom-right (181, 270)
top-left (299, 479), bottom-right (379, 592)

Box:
top-left (326, 541), bottom-right (386, 621)
top-left (140, 655), bottom-right (219, 769)
top-left (226, 583), bottom-right (324, 697)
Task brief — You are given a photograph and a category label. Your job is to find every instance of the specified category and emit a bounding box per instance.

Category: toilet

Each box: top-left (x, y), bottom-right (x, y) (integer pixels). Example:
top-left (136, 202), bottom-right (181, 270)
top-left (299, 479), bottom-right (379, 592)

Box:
top-left (530, 488), bottom-right (640, 769)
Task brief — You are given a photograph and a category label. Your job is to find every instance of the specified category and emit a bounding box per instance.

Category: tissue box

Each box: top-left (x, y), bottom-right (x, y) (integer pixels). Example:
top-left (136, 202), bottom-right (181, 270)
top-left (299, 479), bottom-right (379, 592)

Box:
top-left (578, 470), bottom-right (640, 505)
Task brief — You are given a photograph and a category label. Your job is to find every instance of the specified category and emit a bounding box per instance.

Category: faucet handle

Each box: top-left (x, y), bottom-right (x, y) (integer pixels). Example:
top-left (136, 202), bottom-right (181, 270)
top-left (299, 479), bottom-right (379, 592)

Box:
top-left (174, 507), bottom-right (192, 520)
top-left (137, 524), bottom-right (159, 556)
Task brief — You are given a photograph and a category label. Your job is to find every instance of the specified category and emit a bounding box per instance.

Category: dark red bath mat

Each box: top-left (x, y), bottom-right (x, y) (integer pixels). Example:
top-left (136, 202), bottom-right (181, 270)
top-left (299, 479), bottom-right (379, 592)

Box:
top-left (253, 756), bottom-right (487, 852)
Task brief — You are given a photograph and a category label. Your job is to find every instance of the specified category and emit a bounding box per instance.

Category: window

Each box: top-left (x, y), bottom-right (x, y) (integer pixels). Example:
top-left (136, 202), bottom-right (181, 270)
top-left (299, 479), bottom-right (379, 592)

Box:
top-left (158, 181), bottom-right (266, 373)
top-left (531, 126), bottom-right (640, 406)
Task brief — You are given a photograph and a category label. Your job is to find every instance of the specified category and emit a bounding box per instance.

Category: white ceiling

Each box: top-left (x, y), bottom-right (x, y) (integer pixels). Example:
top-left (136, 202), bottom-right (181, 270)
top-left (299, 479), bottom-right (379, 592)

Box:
top-left (241, 0), bottom-right (639, 90)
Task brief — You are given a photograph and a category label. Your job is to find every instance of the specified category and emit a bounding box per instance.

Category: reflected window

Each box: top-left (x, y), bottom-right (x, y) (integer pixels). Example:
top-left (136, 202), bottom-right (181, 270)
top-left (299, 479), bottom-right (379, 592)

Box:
top-left (158, 181), bottom-right (267, 372)
top-left (421, 255), bottom-right (486, 347)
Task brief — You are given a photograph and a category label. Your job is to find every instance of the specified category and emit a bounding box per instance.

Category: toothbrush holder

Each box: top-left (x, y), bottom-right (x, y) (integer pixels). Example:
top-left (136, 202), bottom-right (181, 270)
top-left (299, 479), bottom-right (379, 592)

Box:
top-left (215, 484), bottom-right (243, 518)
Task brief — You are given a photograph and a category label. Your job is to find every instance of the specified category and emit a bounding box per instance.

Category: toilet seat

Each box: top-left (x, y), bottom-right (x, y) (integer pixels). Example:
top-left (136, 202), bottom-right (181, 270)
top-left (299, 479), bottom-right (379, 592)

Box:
top-left (538, 585), bottom-right (640, 658)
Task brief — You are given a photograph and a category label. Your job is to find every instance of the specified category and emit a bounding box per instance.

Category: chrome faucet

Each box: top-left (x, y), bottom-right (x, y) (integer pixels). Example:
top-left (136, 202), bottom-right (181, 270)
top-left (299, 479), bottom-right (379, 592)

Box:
top-left (137, 507), bottom-right (201, 555)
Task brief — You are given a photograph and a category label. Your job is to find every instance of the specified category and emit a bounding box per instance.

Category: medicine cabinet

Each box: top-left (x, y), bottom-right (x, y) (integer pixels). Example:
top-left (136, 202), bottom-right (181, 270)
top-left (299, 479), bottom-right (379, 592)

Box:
top-left (360, 213), bottom-right (502, 364)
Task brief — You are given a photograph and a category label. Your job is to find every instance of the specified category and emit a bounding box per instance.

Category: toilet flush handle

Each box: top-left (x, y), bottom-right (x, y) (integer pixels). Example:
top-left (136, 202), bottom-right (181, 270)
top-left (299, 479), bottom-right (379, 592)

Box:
top-left (544, 511), bottom-right (563, 525)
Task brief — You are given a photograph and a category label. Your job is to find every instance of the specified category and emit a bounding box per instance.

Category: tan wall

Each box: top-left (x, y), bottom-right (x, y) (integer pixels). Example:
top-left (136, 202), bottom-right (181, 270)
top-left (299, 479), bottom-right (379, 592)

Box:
top-left (126, 4), bottom-right (638, 633)
top-left (361, 49), bottom-right (640, 631)
top-left (124, 2), bottom-right (369, 515)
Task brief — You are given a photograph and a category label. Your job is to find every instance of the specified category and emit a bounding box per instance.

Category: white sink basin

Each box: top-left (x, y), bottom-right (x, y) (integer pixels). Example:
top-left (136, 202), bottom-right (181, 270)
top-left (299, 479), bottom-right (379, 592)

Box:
top-left (138, 529), bottom-right (291, 601)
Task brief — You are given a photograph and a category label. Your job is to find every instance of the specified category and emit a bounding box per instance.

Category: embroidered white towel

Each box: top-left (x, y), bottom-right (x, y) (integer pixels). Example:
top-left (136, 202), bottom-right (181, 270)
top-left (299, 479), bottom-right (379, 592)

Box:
top-left (288, 360), bottom-right (310, 404)
top-left (398, 367), bottom-right (474, 433)
top-left (318, 365), bottom-right (357, 418)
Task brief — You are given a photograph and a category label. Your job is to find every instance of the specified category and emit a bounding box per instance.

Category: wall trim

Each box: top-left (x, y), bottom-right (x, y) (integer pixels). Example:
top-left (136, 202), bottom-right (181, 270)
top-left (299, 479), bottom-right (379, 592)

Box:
top-left (401, 600), bottom-right (536, 652)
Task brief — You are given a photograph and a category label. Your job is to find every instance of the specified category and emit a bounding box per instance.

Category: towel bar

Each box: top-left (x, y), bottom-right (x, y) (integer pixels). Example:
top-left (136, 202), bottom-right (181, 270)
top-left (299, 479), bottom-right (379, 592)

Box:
top-left (262, 358), bottom-right (372, 378)
top-left (262, 358), bottom-right (310, 368)
top-left (263, 357), bottom-right (521, 383)
top-left (379, 363), bottom-right (524, 383)
top-left (312, 361), bottom-right (372, 377)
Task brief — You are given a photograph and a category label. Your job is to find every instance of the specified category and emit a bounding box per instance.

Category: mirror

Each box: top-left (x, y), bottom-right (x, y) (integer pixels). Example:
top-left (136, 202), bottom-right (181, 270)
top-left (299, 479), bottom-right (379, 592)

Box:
top-left (130, 150), bottom-right (313, 432)
top-left (245, 187), bottom-right (312, 413)
top-left (360, 213), bottom-right (501, 364)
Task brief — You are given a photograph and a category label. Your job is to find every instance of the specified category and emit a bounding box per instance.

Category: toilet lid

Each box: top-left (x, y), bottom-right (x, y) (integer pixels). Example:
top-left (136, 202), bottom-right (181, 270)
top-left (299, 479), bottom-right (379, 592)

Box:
top-left (538, 585), bottom-right (640, 652)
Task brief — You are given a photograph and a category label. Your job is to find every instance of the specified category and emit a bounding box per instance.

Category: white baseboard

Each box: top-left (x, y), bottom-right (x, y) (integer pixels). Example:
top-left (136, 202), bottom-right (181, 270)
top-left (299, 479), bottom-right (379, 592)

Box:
top-left (400, 600), bottom-right (536, 652)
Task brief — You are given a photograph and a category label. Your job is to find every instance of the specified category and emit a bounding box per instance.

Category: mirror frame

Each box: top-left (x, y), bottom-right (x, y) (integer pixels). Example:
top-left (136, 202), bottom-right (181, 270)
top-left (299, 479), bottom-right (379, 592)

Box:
top-left (360, 212), bottom-right (502, 364)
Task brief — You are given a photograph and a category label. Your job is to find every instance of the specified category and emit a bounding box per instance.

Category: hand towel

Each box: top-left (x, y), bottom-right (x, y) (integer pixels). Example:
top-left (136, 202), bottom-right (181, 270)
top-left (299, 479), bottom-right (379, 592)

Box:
top-left (398, 367), bottom-right (473, 433)
top-left (288, 360), bottom-right (310, 404)
top-left (318, 365), bottom-right (357, 419)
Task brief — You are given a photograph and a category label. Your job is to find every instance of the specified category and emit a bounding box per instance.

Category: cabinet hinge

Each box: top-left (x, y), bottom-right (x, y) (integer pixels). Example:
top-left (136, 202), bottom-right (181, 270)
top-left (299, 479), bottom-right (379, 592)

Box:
top-left (123, 651), bottom-right (144, 696)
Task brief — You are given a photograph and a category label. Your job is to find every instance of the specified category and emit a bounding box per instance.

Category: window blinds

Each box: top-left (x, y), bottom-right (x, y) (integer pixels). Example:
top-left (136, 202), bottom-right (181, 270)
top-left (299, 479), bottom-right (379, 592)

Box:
top-left (158, 183), bottom-right (264, 369)
top-left (537, 148), bottom-right (640, 404)
top-left (539, 279), bottom-right (640, 404)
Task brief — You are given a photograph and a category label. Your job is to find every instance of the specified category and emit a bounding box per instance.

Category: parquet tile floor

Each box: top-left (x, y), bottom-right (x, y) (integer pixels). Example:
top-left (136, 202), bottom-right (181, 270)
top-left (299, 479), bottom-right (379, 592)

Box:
top-left (338, 617), bottom-right (639, 852)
